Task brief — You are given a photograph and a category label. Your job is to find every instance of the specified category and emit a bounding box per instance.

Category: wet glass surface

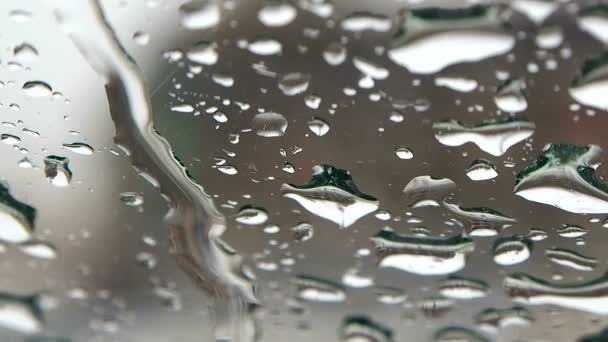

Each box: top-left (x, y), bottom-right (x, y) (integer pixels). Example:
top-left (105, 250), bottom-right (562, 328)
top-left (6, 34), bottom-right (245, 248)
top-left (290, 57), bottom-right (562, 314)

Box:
top-left (3, 0), bottom-right (608, 341)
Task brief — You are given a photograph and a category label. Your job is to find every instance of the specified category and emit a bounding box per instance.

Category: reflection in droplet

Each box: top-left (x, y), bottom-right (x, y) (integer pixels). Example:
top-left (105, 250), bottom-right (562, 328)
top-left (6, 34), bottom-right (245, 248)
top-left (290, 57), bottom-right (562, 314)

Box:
top-left (293, 275), bottom-right (345, 303)
top-left (388, 5), bottom-right (515, 74)
top-left (281, 165), bottom-right (379, 228)
top-left (433, 118), bottom-right (535, 157)
top-left (504, 272), bottom-right (608, 314)
top-left (371, 229), bottom-right (474, 275)
top-left (514, 144), bottom-right (608, 214)
top-left (44, 156), bottom-right (72, 187)
top-left (252, 112), bottom-right (288, 137)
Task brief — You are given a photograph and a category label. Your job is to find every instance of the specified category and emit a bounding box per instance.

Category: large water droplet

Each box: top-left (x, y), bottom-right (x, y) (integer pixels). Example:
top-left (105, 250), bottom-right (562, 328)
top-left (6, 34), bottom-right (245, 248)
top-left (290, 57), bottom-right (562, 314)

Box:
top-left (22, 81), bottom-right (52, 97)
top-left (403, 176), bottom-right (456, 207)
top-left (323, 42), bottom-right (347, 66)
top-left (388, 5), bottom-right (515, 74)
top-left (248, 37), bottom-right (282, 56)
top-left (434, 326), bottom-right (489, 342)
top-left (514, 144), bottom-right (608, 214)
top-left (577, 5), bottom-right (608, 45)
top-left (186, 41), bottom-right (218, 65)
top-left (258, 1), bottom-right (296, 27)
top-left (466, 159), bottom-right (498, 181)
top-left (475, 306), bottom-right (533, 331)
top-left (278, 72), bottom-right (310, 96)
top-left (494, 78), bottom-right (527, 113)
top-left (438, 276), bottom-right (489, 300)
top-left (235, 206), bottom-right (269, 225)
top-left (19, 240), bottom-right (57, 260)
top-left (0, 183), bottom-right (35, 243)
top-left (433, 118), bottom-right (535, 157)
top-left (340, 13), bottom-right (391, 32)
top-left (370, 229), bottom-right (474, 275)
top-left (281, 165), bottom-right (379, 228)
top-left (434, 77), bottom-right (478, 93)
top-left (252, 112), bottom-right (288, 137)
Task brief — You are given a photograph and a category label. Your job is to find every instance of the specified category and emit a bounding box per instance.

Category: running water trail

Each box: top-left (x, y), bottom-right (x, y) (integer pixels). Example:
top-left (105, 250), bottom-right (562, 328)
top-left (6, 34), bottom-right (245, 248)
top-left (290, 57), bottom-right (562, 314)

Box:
top-left (46, 1), bottom-right (258, 340)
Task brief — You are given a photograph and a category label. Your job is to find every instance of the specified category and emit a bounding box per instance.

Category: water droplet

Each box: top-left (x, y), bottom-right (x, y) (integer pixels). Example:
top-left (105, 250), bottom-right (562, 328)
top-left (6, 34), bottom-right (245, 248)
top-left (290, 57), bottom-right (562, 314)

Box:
top-left (136, 251), bottom-right (157, 269)
top-left (323, 42), bottom-right (347, 66)
top-left (179, 0), bottom-right (220, 30)
top-left (44, 156), bottom-right (72, 187)
top-left (493, 236), bottom-right (532, 266)
top-left (340, 315), bottom-right (393, 342)
top-left (281, 165), bottom-right (379, 228)
top-left (475, 306), bottom-right (533, 331)
top-left (494, 78), bottom-right (527, 113)
top-left (171, 103), bottom-right (194, 113)
top-left (466, 159), bottom-right (498, 181)
top-left (278, 72), bottom-right (310, 96)
top-left (444, 203), bottom-right (515, 236)
top-left (258, 1), bottom-right (296, 27)
top-left (395, 147), bottom-right (414, 160)
top-left (235, 206), bottom-right (268, 225)
top-left (215, 165), bottom-right (238, 175)
top-left (340, 13), bottom-right (391, 32)
top-left (186, 41), bottom-right (218, 65)
top-left (512, 0), bottom-right (557, 24)
top-left (418, 296), bottom-right (454, 318)
top-left (307, 117), bottom-right (329, 136)
top-left (0, 292), bottom-right (44, 334)
top-left (252, 112), bottom-right (288, 137)
top-left (120, 192), bottom-right (144, 207)
top-left (535, 26), bottom-right (563, 48)
top-left (374, 286), bottom-right (406, 305)
top-left (0, 183), bottom-right (35, 243)
top-left (293, 274), bottom-right (345, 303)
top-left (505, 271), bottom-right (608, 315)
top-left (434, 326), bottom-right (489, 342)
top-left (132, 31), bottom-right (150, 45)
top-left (433, 118), bottom-right (535, 156)
top-left (305, 94), bottom-right (322, 109)
top-left (22, 81), bottom-right (52, 97)
top-left (388, 5), bottom-right (514, 74)
top-left (1, 134), bottom-right (21, 145)
top-left (577, 5), bottom-right (608, 45)
top-left (353, 57), bottom-right (389, 80)
top-left (556, 224), bottom-right (588, 238)
top-left (248, 37), bottom-right (282, 55)
top-left (580, 328), bottom-right (608, 342)
top-left (291, 222), bottom-right (314, 242)
top-left (546, 248), bottom-right (597, 271)
top-left (371, 229), bottom-right (474, 275)
top-left (13, 43), bottom-right (38, 63)
top-left (342, 268), bottom-right (374, 288)
top-left (403, 176), bottom-right (455, 207)
top-left (434, 77), bottom-right (478, 93)
top-left (63, 142), bottom-right (94, 156)
top-left (515, 144), bottom-right (608, 214)
top-left (9, 9), bottom-right (32, 23)
top-left (438, 276), bottom-right (489, 300)
top-left (19, 240), bottom-right (57, 260)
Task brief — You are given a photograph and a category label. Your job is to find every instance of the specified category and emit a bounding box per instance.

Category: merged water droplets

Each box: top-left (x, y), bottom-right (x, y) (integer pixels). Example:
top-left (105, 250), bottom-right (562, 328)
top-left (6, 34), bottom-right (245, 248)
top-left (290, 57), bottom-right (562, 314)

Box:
top-left (281, 165), bottom-right (379, 228)
top-left (388, 4), bottom-right (515, 74)
top-left (370, 229), bottom-right (474, 275)
top-left (433, 118), bottom-right (535, 157)
top-left (515, 144), bottom-right (608, 214)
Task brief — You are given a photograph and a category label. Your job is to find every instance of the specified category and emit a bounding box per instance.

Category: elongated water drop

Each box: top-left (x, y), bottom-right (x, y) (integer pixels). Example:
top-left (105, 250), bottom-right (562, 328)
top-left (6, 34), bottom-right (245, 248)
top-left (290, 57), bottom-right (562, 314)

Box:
top-left (438, 276), bottom-right (489, 300)
top-left (22, 81), bottom-right (52, 97)
top-left (466, 159), bottom-right (498, 181)
top-left (495, 78), bottom-right (527, 113)
top-left (258, 0), bottom-right (296, 27)
top-left (570, 51), bottom-right (608, 110)
top-left (63, 142), bottom-right (94, 155)
top-left (292, 275), bottom-right (345, 303)
top-left (514, 144), bottom-right (608, 214)
top-left (179, 0), bottom-right (220, 30)
top-left (370, 229), bottom-right (474, 276)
